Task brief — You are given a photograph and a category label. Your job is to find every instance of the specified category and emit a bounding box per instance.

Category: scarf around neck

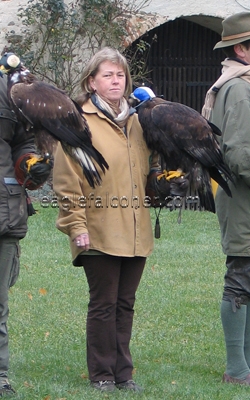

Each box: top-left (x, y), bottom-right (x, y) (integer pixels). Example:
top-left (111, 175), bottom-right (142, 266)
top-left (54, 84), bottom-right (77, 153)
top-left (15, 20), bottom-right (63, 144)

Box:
top-left (202, 58), bottom-right (250, 119)
top-left (91, 93), bottom-right (130, 128)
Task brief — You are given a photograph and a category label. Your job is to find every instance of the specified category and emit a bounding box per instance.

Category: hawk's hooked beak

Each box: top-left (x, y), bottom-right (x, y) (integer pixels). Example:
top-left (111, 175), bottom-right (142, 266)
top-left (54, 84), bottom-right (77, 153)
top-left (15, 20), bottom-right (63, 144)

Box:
top-left (0, 64), bottom-right (9, 74)
top-left (128, 92), bottom-right (148, 109)
top-left (0, 65), bottom-right (5, 78)
top-left (0, 65), bottom-right (7, 77)
top-left (129, 93), bottom-right (137, 100)
top-left (128, 93), bottom-right (140, 108)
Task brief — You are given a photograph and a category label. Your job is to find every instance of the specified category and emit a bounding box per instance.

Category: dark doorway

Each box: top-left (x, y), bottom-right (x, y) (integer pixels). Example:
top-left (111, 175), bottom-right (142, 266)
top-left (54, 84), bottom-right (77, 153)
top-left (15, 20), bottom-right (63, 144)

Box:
top-left (129, 17), bottom-right (224, 113)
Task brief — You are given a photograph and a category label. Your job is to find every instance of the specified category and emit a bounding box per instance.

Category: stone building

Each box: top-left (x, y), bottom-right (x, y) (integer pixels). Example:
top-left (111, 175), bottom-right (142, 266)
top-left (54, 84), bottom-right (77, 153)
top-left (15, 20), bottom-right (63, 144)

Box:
top-left (0, 0), bottom-right (248, 111)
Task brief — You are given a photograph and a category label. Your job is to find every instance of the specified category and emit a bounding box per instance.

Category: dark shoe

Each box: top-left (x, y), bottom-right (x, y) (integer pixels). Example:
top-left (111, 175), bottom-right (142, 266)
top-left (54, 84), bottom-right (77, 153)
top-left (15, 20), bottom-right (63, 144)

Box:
top-left (0, 383), bottom-right (16, 397)
top-left (116, 379), bottom-right (143, 392)
top-left (90, 380), bottom-right (116, 392)
top-left (223, 372), bottom-right (250, 385)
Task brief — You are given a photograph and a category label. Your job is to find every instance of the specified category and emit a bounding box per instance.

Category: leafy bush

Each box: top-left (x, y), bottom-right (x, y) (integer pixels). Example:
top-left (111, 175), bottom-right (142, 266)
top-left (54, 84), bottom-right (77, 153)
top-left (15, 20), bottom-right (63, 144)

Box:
top-left (4, 0), bottom-right (152, 96)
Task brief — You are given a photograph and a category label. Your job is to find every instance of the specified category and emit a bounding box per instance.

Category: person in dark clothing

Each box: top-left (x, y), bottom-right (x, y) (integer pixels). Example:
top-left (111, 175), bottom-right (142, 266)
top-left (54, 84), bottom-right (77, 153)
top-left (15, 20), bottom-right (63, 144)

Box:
top-left (0, 74), bottom-right (52, 397)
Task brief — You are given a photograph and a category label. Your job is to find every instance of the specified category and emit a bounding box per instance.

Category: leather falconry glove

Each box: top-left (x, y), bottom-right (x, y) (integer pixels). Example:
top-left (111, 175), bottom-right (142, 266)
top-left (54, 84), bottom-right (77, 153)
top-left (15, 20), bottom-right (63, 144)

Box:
top-left (15, 153), bottom-right (53, 189)
top-left (146, 169), bottom-right (189, 207)
top-left (25, 154), bottom-right (53, 185)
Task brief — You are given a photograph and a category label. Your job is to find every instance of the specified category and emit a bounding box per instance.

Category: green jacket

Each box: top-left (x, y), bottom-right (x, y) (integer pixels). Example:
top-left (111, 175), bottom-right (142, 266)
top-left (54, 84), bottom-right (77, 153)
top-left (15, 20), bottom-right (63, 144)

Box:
top-left (210, 76), bottom-right (250, 256)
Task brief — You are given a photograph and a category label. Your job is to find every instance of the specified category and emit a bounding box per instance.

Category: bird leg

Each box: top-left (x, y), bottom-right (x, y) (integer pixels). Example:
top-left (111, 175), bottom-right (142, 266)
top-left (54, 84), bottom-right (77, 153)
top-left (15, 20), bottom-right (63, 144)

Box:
top-left (157, 169), bottom-right (184, 181)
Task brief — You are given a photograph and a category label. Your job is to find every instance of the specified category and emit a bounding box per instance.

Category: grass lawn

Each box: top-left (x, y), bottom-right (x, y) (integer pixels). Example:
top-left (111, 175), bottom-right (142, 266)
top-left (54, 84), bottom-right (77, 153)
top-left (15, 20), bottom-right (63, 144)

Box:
top-left (7, 204), bottom-right (250, 399)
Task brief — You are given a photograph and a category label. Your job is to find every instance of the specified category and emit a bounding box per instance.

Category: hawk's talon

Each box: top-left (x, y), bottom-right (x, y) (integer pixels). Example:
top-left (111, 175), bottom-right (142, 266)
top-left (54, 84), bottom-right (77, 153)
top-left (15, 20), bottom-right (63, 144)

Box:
top-left (25, 154), bottom-right (51, 172)
top-left (157, 169), bottom-right (185, 181)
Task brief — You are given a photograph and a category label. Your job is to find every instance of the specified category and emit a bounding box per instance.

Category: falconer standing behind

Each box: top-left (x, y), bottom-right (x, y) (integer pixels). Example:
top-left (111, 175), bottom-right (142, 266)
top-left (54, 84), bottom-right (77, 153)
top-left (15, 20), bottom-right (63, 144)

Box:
top-left (0, 74), bottom-right (52, 396)
top-left (52, 47), bottom-right (177, 392)
top-left (202, 12), bottom-right (250, 385)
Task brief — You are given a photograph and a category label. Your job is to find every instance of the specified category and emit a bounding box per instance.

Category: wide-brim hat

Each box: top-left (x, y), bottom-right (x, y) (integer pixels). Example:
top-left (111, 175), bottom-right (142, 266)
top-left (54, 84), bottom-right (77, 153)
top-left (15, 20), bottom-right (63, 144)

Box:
top-left (214, 12), bottom-right (250, 49)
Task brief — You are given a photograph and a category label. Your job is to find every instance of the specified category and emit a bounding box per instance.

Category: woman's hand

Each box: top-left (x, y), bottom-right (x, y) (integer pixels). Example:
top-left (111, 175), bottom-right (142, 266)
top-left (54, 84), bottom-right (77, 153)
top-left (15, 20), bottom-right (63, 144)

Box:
top-left (74, 233), bottom-right (90, 251)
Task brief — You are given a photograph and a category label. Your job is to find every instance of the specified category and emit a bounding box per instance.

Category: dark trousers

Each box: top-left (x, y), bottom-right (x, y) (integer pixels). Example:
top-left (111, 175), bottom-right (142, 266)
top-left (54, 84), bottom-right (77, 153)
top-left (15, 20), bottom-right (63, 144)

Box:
top-left (81, 255), bottom-right (146, 383)
top-left (223, 256), bottom-right (250, 305)
top-left (0, 237), bottom-right (20, 378)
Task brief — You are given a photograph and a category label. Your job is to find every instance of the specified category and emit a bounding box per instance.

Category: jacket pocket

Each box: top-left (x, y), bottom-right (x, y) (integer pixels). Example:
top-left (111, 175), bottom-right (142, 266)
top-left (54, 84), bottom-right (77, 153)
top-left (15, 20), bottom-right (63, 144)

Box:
top-left (0, 179), bottom-right (27, 235)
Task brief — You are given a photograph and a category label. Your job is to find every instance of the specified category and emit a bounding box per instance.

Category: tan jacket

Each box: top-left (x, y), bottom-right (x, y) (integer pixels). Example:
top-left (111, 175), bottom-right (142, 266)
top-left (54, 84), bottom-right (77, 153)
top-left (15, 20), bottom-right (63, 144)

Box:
top-left (53, 99), bottom-right (157, 262)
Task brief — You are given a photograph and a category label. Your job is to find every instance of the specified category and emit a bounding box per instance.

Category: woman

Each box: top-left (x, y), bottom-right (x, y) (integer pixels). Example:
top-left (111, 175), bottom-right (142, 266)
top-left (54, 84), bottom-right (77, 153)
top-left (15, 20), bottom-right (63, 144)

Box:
top-left (53, 47), bottom-right (159, 392)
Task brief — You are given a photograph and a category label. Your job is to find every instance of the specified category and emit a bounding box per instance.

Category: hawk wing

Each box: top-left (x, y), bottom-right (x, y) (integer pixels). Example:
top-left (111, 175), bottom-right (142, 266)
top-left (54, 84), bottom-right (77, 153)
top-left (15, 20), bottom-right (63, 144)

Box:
top-left (9, 80), bottom-right (92, 148)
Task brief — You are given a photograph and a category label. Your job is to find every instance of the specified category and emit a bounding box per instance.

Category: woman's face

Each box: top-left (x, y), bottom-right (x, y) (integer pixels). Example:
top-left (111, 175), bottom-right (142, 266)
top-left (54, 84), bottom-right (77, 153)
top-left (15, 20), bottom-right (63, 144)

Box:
top-left (89, 61), bottom-right (126, 105)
